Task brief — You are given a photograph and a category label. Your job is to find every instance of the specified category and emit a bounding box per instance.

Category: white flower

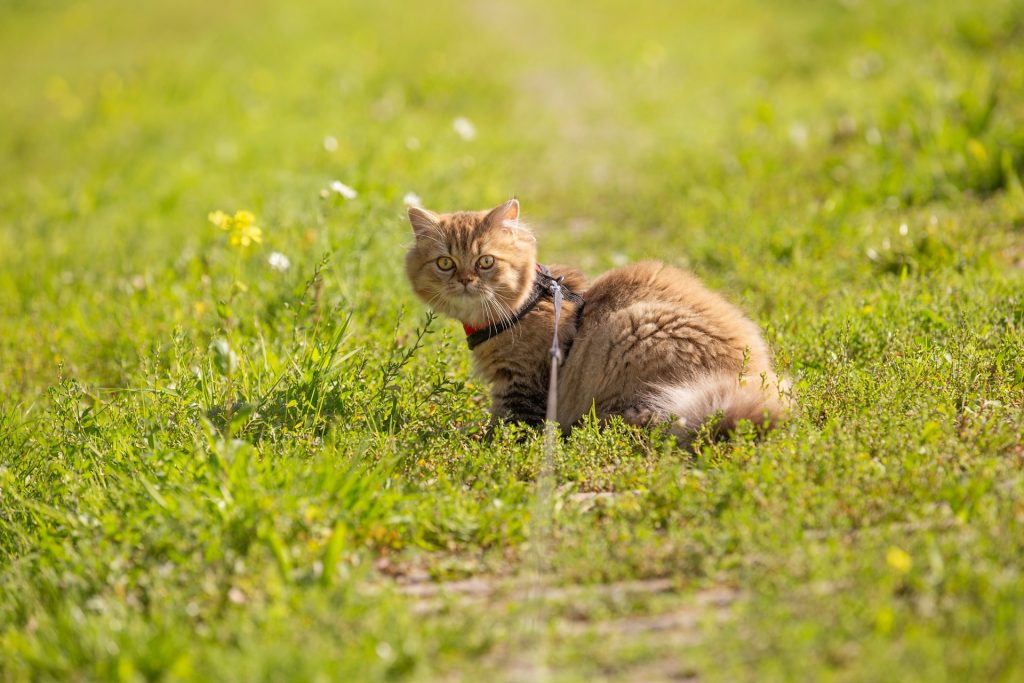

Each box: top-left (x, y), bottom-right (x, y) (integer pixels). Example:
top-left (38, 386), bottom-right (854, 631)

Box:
top-left (788, 122), bottom-right (808, 148)
top-left (452, 116), bottom-right (476, 141)
top-left (323, 135), bottom-right (338, 152)
top-left (375, 642), bottom-right (394, 661)
top-left (329, 180), bottom-right (357, 199)
top-left (267, 252), bottom-right (290, 272)
top-left (403, 192), bottom-right (422, 207)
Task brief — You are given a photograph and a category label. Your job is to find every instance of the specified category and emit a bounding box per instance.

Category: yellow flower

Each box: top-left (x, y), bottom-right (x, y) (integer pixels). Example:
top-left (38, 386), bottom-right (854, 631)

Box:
top-left (967, 138), bottom-right (987, 162)
top-left (233, 210), bottom-right (255, 228)
top-left (209, 209), bottom-right (263, 249)
top-left (208, 210), bottom-right (230, 230)
top-left (230, 222), bottom-right (263, 248)
top-left (885, 546), bottom-right (913, 574)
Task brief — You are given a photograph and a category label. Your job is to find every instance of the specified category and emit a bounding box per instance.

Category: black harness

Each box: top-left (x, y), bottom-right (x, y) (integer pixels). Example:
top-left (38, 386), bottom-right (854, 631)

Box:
top-left (465, 265), bottom-right (585, 351)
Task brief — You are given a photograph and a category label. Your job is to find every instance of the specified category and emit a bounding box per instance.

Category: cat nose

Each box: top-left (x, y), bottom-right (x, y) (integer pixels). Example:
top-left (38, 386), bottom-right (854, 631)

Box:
top-left (457, 274), bottom-right (474, 285)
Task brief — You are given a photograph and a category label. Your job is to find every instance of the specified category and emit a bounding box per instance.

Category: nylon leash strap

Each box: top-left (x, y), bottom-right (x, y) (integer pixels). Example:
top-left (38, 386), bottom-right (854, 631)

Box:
top-left (545, 276), bottom-right (565, 425)
top-left (534, 275), bottom-right (564, 681)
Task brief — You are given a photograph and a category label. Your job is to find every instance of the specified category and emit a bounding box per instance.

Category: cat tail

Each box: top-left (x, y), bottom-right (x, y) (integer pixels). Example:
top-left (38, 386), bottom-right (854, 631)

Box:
top-left (643, 373), bottom-right (792, 445)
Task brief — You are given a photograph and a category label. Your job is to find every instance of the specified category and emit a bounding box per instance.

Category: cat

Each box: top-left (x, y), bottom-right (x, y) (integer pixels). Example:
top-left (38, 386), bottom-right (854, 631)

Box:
top-left (405, 198), bottom-right (790, 443)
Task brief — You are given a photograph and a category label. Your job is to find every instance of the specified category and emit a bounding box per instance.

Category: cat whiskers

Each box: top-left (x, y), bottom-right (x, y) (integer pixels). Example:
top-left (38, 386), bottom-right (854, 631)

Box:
top-left (423, 288), bottom-right (450, 316)
top-left (479, 294), bottom-right (505, 339)
top-left (478, 293), bottom-right (498, 330)
top-left (485, 291), bottom-right (520, 346)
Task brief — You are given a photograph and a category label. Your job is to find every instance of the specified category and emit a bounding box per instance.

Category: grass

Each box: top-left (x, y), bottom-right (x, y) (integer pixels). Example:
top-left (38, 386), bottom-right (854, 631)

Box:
top-left (2, 0), bottom-right (1024, 680)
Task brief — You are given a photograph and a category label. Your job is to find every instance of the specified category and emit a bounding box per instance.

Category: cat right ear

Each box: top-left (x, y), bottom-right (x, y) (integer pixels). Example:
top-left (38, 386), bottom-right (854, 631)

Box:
top-left (407, 206), bottom-right (440, 238)
top-left (483, 198), bottom-right (534, 242)
top-left (484, 198), bottom-right (520, 228)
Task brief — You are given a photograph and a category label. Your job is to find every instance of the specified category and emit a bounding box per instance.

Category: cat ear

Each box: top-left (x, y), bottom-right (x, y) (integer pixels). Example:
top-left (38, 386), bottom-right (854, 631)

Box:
top-left (484, 198), bottom-right (534, 243)
top-left (407, 206), bottom-right (440, 238)
top-left (484, 198), bottom-right (520, 227)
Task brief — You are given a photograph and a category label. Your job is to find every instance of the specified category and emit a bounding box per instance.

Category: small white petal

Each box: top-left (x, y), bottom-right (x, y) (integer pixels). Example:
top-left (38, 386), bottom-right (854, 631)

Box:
top-left (329, 180), bottom-right (357, 199)
top-left (268, 252), bottom-right (291, 272)
top-left (452, 116), bottom-right (477, 141)
top-left (788, 122), bottom-right (808, 148)
top-left (403, 192), bottom-right (422, 207)
top-left (323, 135), bottom-right (338, 152)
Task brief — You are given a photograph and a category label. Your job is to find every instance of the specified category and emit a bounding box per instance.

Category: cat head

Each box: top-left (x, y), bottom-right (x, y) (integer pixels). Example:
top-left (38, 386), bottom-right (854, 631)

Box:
top-left (404, 199), bottom-right (538, 327)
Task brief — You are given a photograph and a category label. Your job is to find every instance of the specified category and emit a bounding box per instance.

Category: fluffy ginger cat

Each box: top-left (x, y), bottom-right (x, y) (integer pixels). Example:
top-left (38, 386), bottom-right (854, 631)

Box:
top-left (405, 199), bottom-right (789, 442)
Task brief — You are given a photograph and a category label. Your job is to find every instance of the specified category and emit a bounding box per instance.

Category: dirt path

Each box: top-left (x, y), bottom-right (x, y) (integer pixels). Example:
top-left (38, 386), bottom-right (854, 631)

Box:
top-left (389, 571), bottom-right (739, 681)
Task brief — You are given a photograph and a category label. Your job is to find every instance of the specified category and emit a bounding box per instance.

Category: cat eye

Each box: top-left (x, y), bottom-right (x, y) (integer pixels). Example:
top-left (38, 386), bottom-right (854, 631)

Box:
top-left (476, 255), bottom-right (495, 269)
top-left (436, 256), bottom-right (456, 271)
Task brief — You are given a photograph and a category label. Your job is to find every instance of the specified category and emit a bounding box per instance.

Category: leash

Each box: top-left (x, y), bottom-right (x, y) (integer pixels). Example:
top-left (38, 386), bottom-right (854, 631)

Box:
top-left (531, 270), bottom-right (565, 679)
top-left (544, 274), bottom-right (565, 424)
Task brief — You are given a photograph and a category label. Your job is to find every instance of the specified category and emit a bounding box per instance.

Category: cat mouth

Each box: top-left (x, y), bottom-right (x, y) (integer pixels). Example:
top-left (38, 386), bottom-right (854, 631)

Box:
top-left (450, 285), bottom-right (480, 298)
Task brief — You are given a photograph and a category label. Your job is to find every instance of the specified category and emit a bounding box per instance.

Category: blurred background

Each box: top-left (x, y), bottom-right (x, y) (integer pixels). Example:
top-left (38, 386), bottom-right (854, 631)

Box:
top-left (2, 0), bottom-right (1023, 406)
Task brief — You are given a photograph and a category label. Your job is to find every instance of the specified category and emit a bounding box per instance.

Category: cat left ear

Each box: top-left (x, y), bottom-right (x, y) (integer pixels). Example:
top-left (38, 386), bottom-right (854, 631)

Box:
top-left (484, 198), bottom-right (520, 228)
top-left (408, 206), bottom-right (440, 239)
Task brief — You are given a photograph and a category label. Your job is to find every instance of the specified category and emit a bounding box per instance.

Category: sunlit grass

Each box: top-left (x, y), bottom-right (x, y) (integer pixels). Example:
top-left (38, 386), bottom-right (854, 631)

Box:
top-left (2, 0), bottom-right (1023, 680)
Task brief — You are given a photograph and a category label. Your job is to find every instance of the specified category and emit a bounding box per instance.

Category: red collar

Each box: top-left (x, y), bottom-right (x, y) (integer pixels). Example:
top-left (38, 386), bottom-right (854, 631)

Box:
top-left (462, 264), bottom-right (542, 336)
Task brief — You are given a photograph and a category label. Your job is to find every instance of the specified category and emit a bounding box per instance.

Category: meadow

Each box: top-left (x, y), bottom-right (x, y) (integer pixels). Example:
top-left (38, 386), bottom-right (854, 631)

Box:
top-left (2, 0), bottom-right (1024, 680)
